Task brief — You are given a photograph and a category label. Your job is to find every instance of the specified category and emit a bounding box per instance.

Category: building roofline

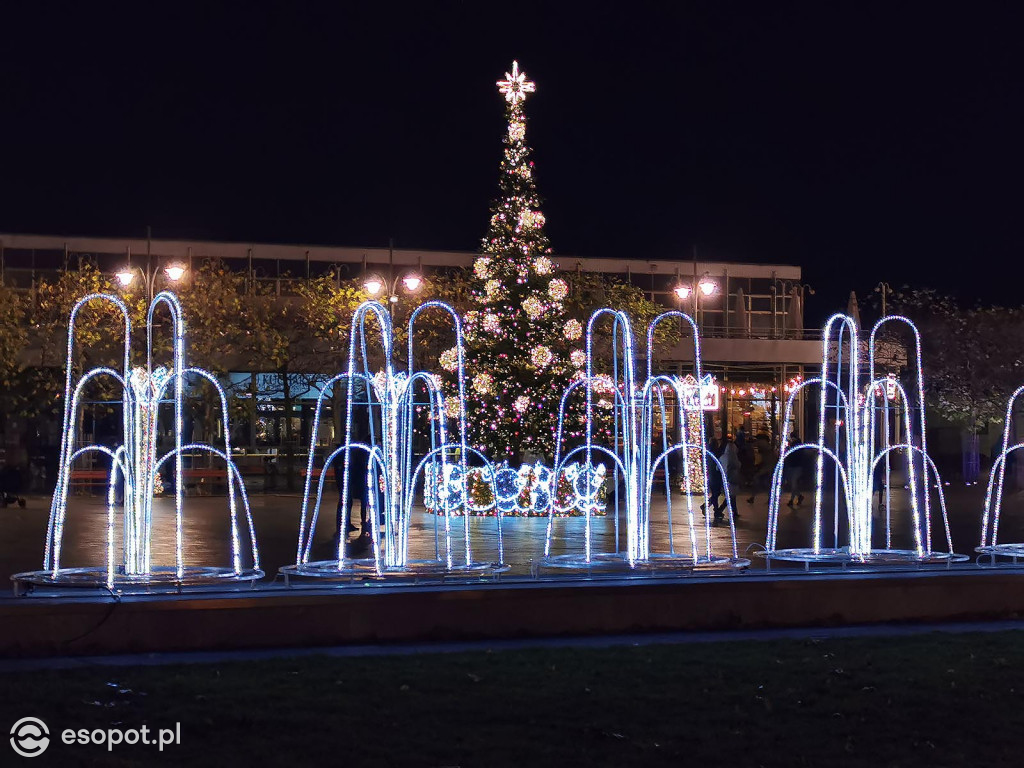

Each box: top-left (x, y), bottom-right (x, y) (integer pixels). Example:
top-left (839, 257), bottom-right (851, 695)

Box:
top-left (0, 232), bottom-right (802, 279)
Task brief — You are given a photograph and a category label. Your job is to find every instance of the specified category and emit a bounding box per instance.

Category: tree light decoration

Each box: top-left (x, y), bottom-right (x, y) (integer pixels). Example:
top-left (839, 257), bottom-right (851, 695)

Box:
top-left (439, 347), bottom-right (460, 372)
top-left (14, 292), bottom-right (262, 593)
top-left (538, 308), bottom-right (748, 573)
top-left (762, 314), bottom-right (965, 565)
top-left (570, 349), bottom-right (587, 368)
top-left (283, 300), bottom-right (506, 581)
top-left (522, 296), bottom-right (543, 319)
top-left (474, 257), bottom-right (492, 278)
top-left (484, 279), bottom-right (502, 298)
top-left (482, 313), bottom-right (501, 333)
top-left (563, 318), bottom-right (582, 340)
top-left (535, 256), bottom-right (554, 275)
top-left (508, 120), bottom-right (526, 141)
top-left (531, 345), bottom-right (554, 369)
top-left (548, 278), bottom-right (568, 301)
top-left (473, 372), bottom-right (494, 395)
top-left (514, 395), bottom-right (531, 413)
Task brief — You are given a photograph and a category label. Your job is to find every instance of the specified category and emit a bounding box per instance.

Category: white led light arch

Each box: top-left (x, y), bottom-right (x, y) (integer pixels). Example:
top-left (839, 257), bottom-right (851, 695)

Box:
top-left (282, 300), bottom-right (507, 581)
top-left (979, 386), bottom-right (1024, 560)
top-left (762, 313), bottom-right (965, 565)
top-left (537, 308), bottom-right (747, 573)
top-left (13, 292), bottom-right (262, 593)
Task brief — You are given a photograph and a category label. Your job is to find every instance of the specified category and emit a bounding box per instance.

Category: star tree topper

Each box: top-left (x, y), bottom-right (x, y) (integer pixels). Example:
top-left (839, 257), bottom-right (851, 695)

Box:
top-left (497, 60), bottom-right (536, 103)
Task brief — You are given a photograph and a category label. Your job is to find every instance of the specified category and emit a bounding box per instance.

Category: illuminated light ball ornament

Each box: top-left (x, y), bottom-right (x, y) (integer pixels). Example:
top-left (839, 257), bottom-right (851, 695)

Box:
top-left (548, 278), bottom-right (568, 302)
top-left (474, 257), bottom-right (492, 279)
top-left (444, 395), bottom-right (462, 419)
top-left (570, 349), bottom-right (586, 368)
top-left (482, 313), bottom-right (501, 333)
top-left (472, 372), bottom-right (494, 395)
top-left (534, 256), bottom-right (554, 275)
top-left (518, 209), bottom-right (545, 231)
top-left (485, 279), bottom-right (502, 299)
top-left (439, 347), bottom-right (460, 372)
top-left (522, 296), bottom-right (543, 320)
top-left (513, 395), bottom-right (531, 413)
top-left (508, 120), bottom-right (525, 141)
top-left (531, 345), bottom-right (554, 369)
top-left (563, 318), bottom-right (583, 340)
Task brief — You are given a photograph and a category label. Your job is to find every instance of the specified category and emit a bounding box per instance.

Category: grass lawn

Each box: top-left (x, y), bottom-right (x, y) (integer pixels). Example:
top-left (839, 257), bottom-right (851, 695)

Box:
top-left (3, 630), bottom-right (1023, 767)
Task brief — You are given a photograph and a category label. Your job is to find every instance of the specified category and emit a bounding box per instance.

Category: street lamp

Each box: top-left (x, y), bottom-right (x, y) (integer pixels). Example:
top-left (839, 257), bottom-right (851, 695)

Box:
top-left (874, 281), bottom-right (893, 316)
top-left (363, 271), bottom-right (424, 310)
top-left (115, 261), bottom-right (188, 301)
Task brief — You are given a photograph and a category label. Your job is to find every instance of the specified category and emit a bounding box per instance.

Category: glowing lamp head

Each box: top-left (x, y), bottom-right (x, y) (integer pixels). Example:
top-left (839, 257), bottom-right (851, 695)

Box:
top-left (115, 269), bottom-right (135, 287)
top-left (698, 279), bottom-right (717, 296)
top-left (673, 284), bottom-right (692, 300)
top-left (164, 264), bottom-right (186, 282)
top-left (364, 276), bottom-right (384, 296)
top-left (402, 274), bottom-right (423, 292)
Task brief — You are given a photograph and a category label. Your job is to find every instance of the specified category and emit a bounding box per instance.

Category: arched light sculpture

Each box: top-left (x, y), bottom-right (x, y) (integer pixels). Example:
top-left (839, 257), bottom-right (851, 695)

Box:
top-left (282, 299), bottom-right (506, 581)
top-left (762, 313), bottom-right (964, 565)
top-left (13, 292), bottom-right (262, 593)
top-left (979, 386), bottom-right (1024, 561)
top-left (536, 308), bottom-right (747, 573)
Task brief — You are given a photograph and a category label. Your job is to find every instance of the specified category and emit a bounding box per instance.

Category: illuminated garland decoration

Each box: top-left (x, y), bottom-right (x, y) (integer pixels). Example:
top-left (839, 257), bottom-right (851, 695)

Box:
top-left (17, 292), bottom-right (262, 592)
top-left (423, 461), bottom-right (608, 517)
top-left (539, 308), bottom-right (748, 572)
top-left (287, 300), bottom-right (507, 579)
top-left (763, 314), bottom-right (964, 564)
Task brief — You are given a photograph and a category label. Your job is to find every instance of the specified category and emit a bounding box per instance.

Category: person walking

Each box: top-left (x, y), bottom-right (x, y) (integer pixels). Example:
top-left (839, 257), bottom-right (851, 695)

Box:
top-left (783, 433), bottom-right (806, 507)
top-left (719, 433), bottom-right (741, 523)
top-left (746, 433), bottom-right (778, 504)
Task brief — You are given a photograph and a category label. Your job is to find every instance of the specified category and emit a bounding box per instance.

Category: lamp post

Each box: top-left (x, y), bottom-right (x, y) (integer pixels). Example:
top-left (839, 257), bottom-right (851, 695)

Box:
top-left (673, 271), bottom-right (718, 327)
top-left (874, 282), bottom-right (893, 316)
top-left (363, 272), bottom-right (424, 316)
top-left (115, 256), bottom-right (187, 301)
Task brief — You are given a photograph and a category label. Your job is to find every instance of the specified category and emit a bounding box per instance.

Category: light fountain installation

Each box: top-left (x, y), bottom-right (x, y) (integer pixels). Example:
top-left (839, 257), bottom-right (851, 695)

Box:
top-left (979, 386), bottom-right (1024, 561)
top-left (537, 309), bottom-right (747, 573)
top-left (13, 292), bottom-right (262, 593)
top-left (763, 314), bottom-right (965, 565)
top-left (282, 300), bottom-right (506, 581)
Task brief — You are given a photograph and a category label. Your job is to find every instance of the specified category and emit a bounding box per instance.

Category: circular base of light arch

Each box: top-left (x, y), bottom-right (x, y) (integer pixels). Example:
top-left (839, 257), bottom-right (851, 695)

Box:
top-left (11, 565), bottom-right (264, 593)
top-left (757, 548), bottom-right (969, 565)
top-left (280, 559), bottom-right (510, 582)
top-left (534, 552), bottom-right (750, 574)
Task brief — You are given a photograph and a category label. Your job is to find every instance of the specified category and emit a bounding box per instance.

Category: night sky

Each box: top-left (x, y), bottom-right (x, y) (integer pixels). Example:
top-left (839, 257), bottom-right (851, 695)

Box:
top-left (1, 3), bottom-right (1021, 320)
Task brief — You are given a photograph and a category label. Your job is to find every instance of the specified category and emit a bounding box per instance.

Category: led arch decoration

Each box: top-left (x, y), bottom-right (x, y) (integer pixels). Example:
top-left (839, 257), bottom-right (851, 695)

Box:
top-left (282, 300), bottom-right (507, 580)
top-left (762, 314), bottom-right (965, 565)
top-left (537, 309), bottom-right (747, 573)
top-left (13, 292), bottom-right (262, 592)
top-left (979, 386), bottom-right (1024, 560)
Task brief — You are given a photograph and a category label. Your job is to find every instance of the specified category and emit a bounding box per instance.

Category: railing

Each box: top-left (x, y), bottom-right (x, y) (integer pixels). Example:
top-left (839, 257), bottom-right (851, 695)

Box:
top-left (697, 324), bottom-right (823, 342)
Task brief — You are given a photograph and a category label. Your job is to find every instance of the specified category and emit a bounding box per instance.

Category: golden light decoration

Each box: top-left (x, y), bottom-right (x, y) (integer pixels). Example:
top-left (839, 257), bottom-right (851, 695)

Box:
top-left (482, 313), bottom-right (501, 333)
top-left (531, 345), bottom-right (553, 369)
top-left (497, 60), bottom-right (536, 104)
top-left (485, 279), bottom-right (502, 298)
top-left (535, 256), bottom-right (553, 275)
top-left (548, 278), bottom-right (568, 301)
top-left (513, 395), bottom-right (531, 413)
top-left (570, 349), bottom-right (586, 368)
top-left (508, 120), bottom-right (526, 141)
top-left (563, 318), bottom-right (582, 340)
top-left (444, 396), bottom-right (462, 419)
top-left (439, 348), bottom-right (460, 372)
top-left (472, 372), bottom-right (494, 395)
top-left (522, 296), bottom-right (543, 320)
top-left (474, 257), bottom-right (492, 278)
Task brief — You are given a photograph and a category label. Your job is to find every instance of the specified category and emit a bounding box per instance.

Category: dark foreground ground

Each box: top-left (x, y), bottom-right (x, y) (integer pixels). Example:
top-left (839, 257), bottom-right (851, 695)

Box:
top-left (3, 630), bottom-right (1023, 767)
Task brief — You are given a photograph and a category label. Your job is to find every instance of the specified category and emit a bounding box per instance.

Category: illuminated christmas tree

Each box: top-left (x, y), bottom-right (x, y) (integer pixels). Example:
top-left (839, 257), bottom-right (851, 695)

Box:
top-left (442, 61), bottom-right (596, 463)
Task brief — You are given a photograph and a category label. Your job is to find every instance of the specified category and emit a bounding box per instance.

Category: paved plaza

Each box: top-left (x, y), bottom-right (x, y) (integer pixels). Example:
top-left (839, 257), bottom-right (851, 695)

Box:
top-left (3, 479), bottom-right (1021, 596)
